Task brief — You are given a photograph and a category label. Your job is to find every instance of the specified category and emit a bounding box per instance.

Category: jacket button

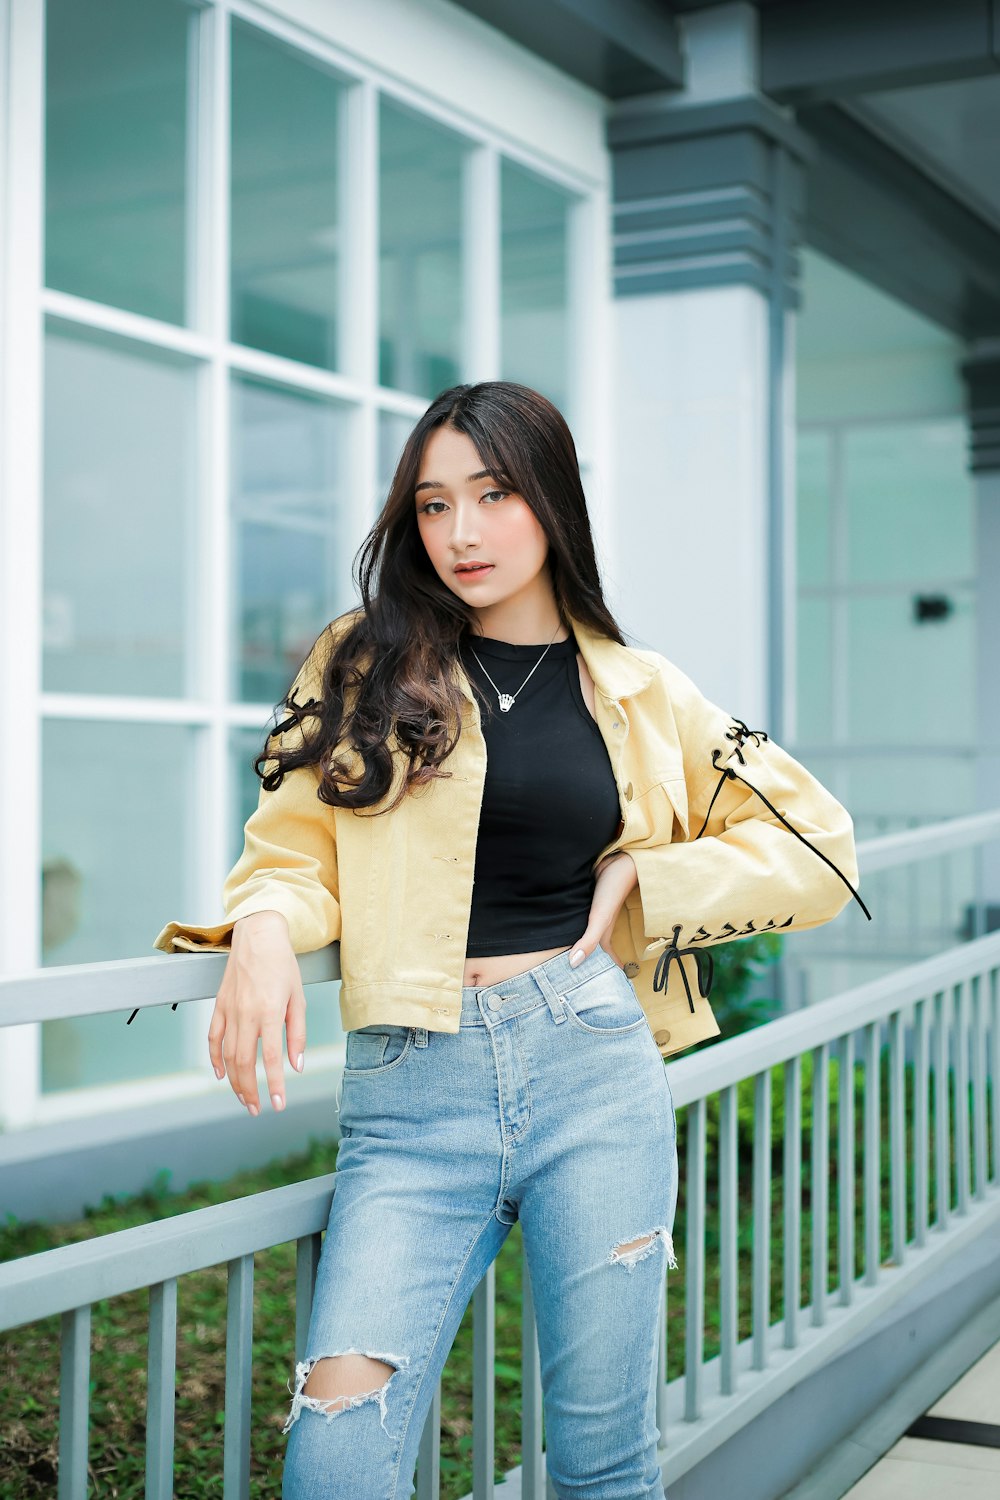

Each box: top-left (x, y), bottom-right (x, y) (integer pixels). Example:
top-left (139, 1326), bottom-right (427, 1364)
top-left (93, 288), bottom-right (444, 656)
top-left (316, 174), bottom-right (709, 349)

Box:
top-left (654, 1029), bottom-right (671, 1046)
top-left (624, 962), bottom-right (640, 977)
top-left (624, 781), bottom-right (633, 801)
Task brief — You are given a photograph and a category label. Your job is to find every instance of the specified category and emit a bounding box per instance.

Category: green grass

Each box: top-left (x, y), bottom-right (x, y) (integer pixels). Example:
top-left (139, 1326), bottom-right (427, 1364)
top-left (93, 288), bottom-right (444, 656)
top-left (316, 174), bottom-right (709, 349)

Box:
top-left (1, 1052), bottom-right (992, 1498)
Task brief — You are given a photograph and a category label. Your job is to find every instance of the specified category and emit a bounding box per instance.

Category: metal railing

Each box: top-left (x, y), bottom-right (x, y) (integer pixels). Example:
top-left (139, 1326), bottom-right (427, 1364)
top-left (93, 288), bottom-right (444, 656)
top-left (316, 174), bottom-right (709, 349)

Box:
top-left (3, 852), bottom-right (1000, 1496)
top-left (782, 807), bottom-right (1000, 1006)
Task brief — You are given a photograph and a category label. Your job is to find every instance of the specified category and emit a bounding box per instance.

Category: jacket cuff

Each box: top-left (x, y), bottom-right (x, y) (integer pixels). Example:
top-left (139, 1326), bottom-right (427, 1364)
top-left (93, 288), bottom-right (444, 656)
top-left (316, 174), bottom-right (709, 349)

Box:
top-left (153, 887), bottom-right (340, 955)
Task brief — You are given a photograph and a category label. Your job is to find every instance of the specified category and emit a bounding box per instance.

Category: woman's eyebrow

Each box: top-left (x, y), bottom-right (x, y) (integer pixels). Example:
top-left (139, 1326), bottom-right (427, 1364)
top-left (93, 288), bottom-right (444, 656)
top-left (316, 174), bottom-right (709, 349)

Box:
top-left (415, 469), bottom-right (495, 495)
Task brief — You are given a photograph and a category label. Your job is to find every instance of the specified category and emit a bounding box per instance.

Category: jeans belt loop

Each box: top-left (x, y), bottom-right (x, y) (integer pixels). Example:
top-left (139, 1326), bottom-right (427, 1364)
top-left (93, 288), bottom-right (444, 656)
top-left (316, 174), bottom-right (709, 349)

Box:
top-left (532, 964), bottom-right (568, 1024)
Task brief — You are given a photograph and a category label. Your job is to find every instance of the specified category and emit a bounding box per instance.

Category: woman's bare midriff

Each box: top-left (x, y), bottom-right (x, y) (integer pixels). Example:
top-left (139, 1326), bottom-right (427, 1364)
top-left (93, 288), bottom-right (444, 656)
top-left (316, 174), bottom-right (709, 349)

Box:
top-left (462, 945), bottom-right (574, 989)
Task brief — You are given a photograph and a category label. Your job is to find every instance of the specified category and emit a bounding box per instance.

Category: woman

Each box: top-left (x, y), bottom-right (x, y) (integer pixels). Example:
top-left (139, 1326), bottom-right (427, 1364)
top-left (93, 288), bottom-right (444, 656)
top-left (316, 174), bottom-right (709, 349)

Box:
top-left (154, 380), bottom-right (867, 1499)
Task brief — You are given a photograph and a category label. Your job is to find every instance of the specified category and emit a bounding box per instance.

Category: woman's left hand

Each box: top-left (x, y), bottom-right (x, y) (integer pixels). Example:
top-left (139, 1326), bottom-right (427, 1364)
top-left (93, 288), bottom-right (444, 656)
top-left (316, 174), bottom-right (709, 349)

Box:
top-left (568, 851), bottom-right (638, 971)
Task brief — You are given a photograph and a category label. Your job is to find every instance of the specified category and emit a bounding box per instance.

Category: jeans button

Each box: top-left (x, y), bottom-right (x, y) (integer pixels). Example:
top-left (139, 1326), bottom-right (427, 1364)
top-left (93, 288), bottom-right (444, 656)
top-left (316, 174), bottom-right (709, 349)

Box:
top-left (488, 996), bottom-right (504, 1011)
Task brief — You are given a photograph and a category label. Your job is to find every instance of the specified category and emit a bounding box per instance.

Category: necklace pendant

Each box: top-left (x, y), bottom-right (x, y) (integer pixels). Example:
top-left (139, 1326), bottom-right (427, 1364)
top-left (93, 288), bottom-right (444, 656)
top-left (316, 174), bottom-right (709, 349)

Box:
top-left (498, 693), bottom-right (515, 712)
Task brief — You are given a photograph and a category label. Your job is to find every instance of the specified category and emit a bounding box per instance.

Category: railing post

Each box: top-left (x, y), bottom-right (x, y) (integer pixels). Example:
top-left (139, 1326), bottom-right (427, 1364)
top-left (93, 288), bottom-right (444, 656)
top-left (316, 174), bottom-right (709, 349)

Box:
top-left (472, 1262), bottom-right (496, 1499)
top-left (58, 1305), bottom-right (91, 1500)
top-left (416, 1379), bottom-right (442, 1499)
top-left (914, 997), bottom-right (930, 1247)
top-left (889, 1011), bottom-right (906, 1267)
top-left (783, 1056), bottom-right (802, 1346)
top-left (520, 1246), bottom-right (545, 1500)
top-left (864, 1021), bottom-right (881, 1285)
top-left (934, 988), bottom-right (951, 1228)
top-left (684, 1097), bottom-right (706, 1422)
top-left (294, 1231), bottom-right (322, 1364)
top-left (971, 973), bottom-right (989, 1200)
top-left (811, 1043), bottom-right (829, 1326)
top-left (719, 1084), bottom-right (738, 1394)
top-left (838, 1032), bottom-right (855, 1304)
top-left (223, 1253), bottom-right (254, 1500)
top-left (752, 1069), bottom-right (771, 1368)
top-left (954, 980), bottom-right (971, 1214)
top-left (146, 1277), bottom-right (178, 1500)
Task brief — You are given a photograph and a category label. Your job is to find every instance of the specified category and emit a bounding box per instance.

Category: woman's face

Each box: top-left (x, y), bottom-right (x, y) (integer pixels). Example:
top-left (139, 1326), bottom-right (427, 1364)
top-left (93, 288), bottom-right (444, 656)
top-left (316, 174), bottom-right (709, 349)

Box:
top-left (414, 425), bottom-right (552, 614)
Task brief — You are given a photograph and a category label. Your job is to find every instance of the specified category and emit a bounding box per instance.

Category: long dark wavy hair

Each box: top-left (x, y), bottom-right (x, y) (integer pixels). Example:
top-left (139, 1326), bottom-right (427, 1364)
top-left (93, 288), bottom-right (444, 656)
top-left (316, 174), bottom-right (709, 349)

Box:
top-left (253, 380), bottom-right (627, 815)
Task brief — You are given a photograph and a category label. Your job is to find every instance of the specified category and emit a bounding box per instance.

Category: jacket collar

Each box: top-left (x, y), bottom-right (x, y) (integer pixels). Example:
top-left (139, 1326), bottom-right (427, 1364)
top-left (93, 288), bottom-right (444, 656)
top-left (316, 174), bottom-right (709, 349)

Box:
top-left (455, 610), bottom-right (657, 704)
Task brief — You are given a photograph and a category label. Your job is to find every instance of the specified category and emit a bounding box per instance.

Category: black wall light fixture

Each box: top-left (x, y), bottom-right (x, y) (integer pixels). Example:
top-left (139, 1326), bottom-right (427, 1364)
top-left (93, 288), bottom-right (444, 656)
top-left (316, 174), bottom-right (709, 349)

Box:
top-left (913, 594), bottom-right (954, 624)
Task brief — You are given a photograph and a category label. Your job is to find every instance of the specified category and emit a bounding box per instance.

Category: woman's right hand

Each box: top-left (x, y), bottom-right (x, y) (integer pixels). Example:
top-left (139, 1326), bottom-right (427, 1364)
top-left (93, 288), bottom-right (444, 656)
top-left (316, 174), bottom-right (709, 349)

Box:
top-left (207, 910), bottom-right (307, 1116)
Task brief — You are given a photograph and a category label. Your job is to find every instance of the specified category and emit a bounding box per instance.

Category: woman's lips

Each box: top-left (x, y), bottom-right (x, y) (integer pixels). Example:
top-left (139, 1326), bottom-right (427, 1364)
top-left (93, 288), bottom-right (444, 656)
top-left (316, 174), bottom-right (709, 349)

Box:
top-left (454, 565), bottom-right (494, 581)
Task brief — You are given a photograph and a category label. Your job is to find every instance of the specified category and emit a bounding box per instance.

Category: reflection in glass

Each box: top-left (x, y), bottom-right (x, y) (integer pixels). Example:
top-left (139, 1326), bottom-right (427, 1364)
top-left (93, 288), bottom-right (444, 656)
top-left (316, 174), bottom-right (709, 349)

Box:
top-left (46, 0), bottom-right (193, 324)
top-left (501, 160), bottom-right (573, 416)
top-left (232, 376), bottom-right (351, 705)
top-left (231, 19), bottom-right (345, 369)
top-left (845, 420), bottom-right (974, 584)
top-left (41, 720), bottom-right (192, 1090)
top-left (377, 410), bottom-right (415, 505)
top-left (797, 430), bottom-right (831, 588)
top-left (379, 100), bottom-right (466, 398)
top-left (847, 589), bottom-right (975, 747)
top-left (43, 327), bottom-right (198, 697)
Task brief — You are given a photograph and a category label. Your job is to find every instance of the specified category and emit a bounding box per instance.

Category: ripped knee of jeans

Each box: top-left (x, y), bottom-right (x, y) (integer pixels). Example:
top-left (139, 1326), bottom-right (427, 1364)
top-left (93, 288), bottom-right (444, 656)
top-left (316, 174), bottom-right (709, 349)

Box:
top-left (607, 1225), bottom-right (678, 1272)
top-left (282, 1348), bottom-right (410, 1437)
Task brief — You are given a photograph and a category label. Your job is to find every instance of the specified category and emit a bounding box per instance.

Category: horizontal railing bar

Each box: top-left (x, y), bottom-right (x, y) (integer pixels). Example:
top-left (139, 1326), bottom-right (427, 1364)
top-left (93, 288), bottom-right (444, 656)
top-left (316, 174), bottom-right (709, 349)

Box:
top-left (856, 809), bottom-right (1000, 873)
top-left (667, 931), bottom-right (1000, 1109)
top-left (0, 1174), bottom-right (336, 1331)
top-left (1, 811), bottom-right (997, 1032)
top-left (0, 946), bottom-right (341, 1028)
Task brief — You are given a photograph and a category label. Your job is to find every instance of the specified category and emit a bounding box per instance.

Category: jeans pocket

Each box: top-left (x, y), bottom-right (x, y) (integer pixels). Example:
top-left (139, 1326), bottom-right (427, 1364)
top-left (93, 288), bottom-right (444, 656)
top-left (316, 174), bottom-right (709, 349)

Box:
top-left (343, 1023), bottom-right (414, 1075)
top-left (561, 963), bottom-right (648, 1036)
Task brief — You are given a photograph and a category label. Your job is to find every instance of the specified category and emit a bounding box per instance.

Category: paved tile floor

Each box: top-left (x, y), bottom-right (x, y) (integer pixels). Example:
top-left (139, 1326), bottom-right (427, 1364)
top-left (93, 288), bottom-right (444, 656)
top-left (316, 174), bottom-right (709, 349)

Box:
top-left (841, 1341), bottom-right (1000, 1498)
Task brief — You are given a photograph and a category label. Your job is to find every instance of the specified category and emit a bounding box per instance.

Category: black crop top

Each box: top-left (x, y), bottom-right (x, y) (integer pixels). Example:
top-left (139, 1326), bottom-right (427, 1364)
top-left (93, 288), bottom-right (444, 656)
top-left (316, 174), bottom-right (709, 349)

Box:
top-left (458, 629), bottom-right (623, 958)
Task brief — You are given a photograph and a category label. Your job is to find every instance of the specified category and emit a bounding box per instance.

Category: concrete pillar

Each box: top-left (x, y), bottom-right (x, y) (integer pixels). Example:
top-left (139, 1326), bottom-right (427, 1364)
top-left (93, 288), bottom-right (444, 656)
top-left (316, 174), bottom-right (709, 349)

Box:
top-left (607, 3), bottom-right (809, 736)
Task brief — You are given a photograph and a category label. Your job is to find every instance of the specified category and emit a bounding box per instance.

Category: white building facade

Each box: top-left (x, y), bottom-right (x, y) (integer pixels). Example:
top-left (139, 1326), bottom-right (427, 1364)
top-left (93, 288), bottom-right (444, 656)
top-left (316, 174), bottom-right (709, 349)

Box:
top-left (2, 0), bottom-right (997, 1210)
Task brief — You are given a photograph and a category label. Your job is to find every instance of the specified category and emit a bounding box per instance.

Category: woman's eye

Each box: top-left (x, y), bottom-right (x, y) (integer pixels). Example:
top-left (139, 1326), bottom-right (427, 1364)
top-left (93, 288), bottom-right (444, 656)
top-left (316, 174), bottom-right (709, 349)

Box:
top-left (418, 490), bottom-right (508, 515)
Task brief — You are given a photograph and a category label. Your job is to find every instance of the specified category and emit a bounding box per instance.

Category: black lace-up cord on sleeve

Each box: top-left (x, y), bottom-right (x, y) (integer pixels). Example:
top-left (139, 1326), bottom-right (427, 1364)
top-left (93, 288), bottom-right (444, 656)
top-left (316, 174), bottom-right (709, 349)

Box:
top-left (126, 1003), bottom-right (178, 1025)
top-left (700, 743), bottom-right (872, 923)
top-left (652, 923), bottom-right (715, 1012)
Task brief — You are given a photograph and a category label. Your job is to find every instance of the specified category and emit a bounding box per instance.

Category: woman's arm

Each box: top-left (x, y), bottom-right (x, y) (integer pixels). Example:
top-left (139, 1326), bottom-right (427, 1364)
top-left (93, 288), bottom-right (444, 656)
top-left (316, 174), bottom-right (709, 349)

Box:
top-left (627, 656), bottom-right (867, 959)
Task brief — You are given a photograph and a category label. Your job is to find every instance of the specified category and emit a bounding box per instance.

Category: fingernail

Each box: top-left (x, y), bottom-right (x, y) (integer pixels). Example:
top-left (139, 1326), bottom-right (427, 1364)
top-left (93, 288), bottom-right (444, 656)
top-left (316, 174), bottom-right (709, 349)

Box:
top-left (248, 1103), bottom-right (259, 1117)
top-left (272, 1093), bottom-right (284, 1111)
top-left (214, 1066), bottom-right (224, 1080)
top-left (295, 1053), bottom-right (304, 1073)
top-left (237, 1093), bottom-right (246, 1105)
top-left (569, 948), bottom-right (585, 967)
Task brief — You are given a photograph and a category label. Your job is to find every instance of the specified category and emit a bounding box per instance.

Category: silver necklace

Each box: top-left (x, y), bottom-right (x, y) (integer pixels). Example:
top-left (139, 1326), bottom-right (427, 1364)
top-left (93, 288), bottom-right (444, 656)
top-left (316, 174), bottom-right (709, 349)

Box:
top-left (466, 623), bottom-right (566, 712)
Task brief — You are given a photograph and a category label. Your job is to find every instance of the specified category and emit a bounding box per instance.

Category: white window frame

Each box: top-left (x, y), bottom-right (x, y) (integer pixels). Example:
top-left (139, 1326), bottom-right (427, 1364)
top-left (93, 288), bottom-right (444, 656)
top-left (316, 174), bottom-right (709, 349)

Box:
top-left (0, 0), bottom-right (611, 1128)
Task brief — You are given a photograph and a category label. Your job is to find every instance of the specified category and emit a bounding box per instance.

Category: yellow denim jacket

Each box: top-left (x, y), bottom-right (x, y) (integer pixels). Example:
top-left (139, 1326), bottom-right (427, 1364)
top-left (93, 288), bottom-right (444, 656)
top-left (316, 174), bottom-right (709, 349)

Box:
top-left (153, 609), bottom-right (865, 1058)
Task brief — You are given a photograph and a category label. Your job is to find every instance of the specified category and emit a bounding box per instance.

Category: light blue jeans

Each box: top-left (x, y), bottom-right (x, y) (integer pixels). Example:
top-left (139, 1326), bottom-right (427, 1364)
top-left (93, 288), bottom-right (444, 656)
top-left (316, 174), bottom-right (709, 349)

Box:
top-left (281, 941), bottom-right (679, 1500)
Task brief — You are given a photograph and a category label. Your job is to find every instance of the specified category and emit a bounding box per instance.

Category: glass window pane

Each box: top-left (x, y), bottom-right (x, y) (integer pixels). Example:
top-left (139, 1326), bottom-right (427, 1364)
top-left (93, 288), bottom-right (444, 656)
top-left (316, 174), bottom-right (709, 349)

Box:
top-left (797, 429), bottom-right (831, 588)
top-left (379, 100), bottom-right (466, 398)
top-left (43, 326), bottom-right (198, 697)
top-left (501, 160), bottom-right (573, 416)
top-left (845, 419), bottom-right (974, 585)
top-left (230, 20), bottom-right (345, 370)
top-left (232, 376), bottom-right (353, 704)
top-left (45, 0), bottom-right (193, 324)
top-left (795, 598), bottom-right (833, 743)
top-left (230, 730), bottom-right (342, 1048)
top-left (847, 588), bottom-right (975, 746)
top-left (41, 720), bottom-right (193, 1091)
top-left (377, 410), bottom-right (414, 502)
